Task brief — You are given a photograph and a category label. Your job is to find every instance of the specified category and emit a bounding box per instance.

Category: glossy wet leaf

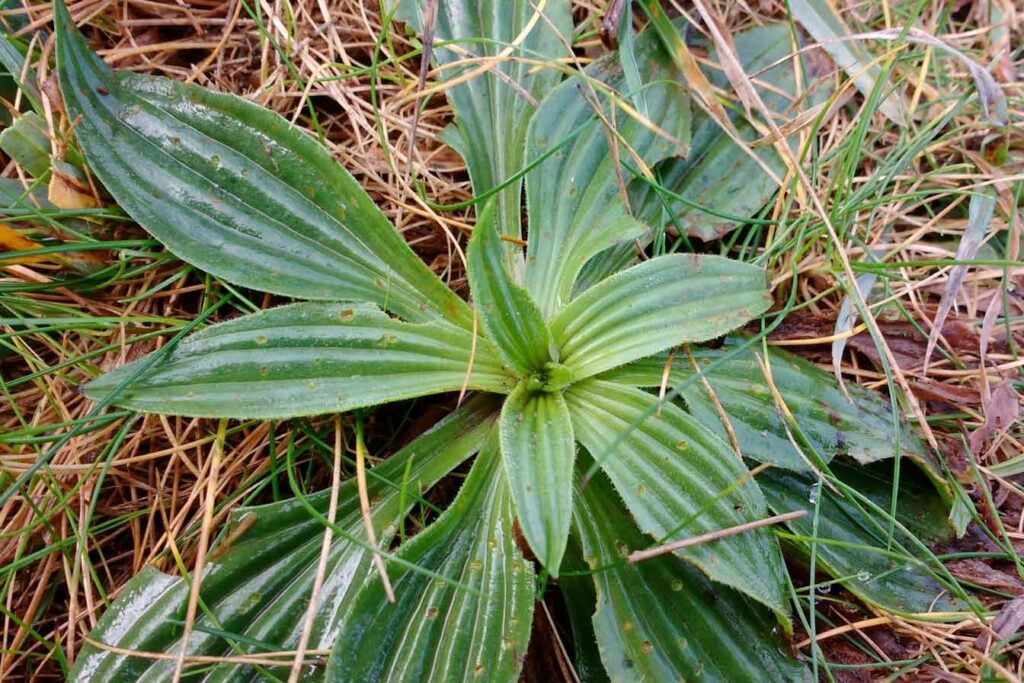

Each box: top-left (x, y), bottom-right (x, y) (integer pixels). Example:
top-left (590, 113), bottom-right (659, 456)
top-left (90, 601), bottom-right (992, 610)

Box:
top-left (499, 382), bottom-right (575, 574)
top-left (601, 337), bottom-right (932, 472)
top-left (70, 397), bottom-right (499, 681)
top-left (525, 20), bottom-right (690, 317)
top-left (85, 303), bottom-right (513, 418)
top-left (551, 255), bottom-right (770, 380)
top-left (392, 0), bottom-right (570, 252)
top-left (758, 460), bottom-right (968, 614)
top-left (328, 441), bottom-right (535, 682)
top-left (54, 3), bottom-right (471, 327)
top-left (566, 380), bottom-right (790, 621)
top-left (467, 203), bottom-right (551, 373)
top-left (574, 466), bottom-right (812, 682)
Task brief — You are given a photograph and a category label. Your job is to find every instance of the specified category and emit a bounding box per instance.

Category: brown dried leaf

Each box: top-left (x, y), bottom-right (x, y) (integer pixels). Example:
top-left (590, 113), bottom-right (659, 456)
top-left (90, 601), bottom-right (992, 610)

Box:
top-left (969, 382), bottom-right (1021, 457)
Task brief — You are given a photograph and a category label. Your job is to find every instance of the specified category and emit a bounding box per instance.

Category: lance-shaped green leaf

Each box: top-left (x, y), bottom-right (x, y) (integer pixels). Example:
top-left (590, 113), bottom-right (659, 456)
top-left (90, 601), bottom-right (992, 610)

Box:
top-left (328, 440), bottom-right (535, 682)
top-left (391, 0), bottom-right (570, 252)
top-left (70, 396), bottom-right (499, 681)
top-left (631, 24), bottom-right (830, 241)
top-left (0, 111), bottom-right (50, 178)
top-left (499, 382), bottom-right (575, 575)
top-left (566, 380), bottom-right (790, 622)
top-left (525, 21), bottom-right (691, 317)
top-left (54, 2), bottom-right (470, 327)
top-left (467, 203), bottom-right (551, 373)
top-left (600, 337), bottom-right (933, 472)
top-left (551, 254), bottom-right (770, 380)
top-left (85, 303), bottom-right (514, 419)
top-left (0, 34), bottom-right (40, 113)
top-left (574, 466), bottom-right (813, 682)
top-left (758, 460), bottom-right (969, 615)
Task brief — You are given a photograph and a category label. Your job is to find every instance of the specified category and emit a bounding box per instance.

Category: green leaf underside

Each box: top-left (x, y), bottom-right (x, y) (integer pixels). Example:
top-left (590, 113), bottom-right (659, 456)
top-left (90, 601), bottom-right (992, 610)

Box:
top-left (499, 383), bottom-right (575, 575)
top-left (525, 22), bottom-right (691, 318)
top-left (328, 440), bottom-right (535, 682)
top-left (84, 303), bottom-right (513, 419)
top-left (467, 204), bottom-right (552, 373)
top-left (551, 254), bottom-right (771, 380)
top-left (574, 467), bottom-right (812, 682)
top-left (70, 397), bottom-right (499, 681)
top-left (566, 380), bottom-right (790, 622)
top-left (759, 460), bottom-right (966, 615)
top-left (55, 4), bottom-right (471, 327)
top-left (600, 338), bottom-right (932, 472)
top-left (392, 0), bottom-right (571, 255)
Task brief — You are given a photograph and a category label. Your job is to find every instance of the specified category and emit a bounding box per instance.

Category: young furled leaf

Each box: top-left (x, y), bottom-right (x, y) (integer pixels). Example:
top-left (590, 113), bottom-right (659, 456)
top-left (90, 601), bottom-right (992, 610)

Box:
top-left (467, 202), bottom-right (552, 374)
top-left (500, 382), bottom-right (576, 574)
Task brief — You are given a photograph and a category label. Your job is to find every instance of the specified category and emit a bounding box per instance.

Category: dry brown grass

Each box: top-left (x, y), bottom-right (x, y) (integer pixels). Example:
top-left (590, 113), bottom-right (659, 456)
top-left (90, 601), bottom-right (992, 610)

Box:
top-left (0, 0), bottom-right (1022, 680)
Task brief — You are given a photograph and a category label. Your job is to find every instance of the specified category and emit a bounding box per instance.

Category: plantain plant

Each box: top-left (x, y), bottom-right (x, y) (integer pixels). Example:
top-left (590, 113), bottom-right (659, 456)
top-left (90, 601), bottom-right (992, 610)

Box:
top-left (48, 0), bottom-right (968, 680)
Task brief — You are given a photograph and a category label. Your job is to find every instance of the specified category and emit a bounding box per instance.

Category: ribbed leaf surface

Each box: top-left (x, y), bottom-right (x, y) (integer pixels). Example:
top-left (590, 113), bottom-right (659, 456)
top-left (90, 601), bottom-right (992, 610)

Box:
top-left (467, 204), bottom-right (551, 373)
top-left (392, 0), bottom-right (570, 249)
top-left (574, 468), bottom-right (812, 682)
top-left (566, 380), bottom-right (789, 621)
top-left (69, 397), bottom-right (499, 681)
top-left (328, 444), bottom-right (535, 682)
top-left (601, 338), bottom-right (933, 472)
top-left (759, 460), bottom-right (968, 614)
top-left (499, 382), bottom-right (575, 575)
top-left (55, 3), bottom-right (470, 326)
top-left (525, 21), bottom-right (691, 317)
top-left (551, 254), bottom-right (770, 380)
top-left (85, 303), bottom-right (513, 418)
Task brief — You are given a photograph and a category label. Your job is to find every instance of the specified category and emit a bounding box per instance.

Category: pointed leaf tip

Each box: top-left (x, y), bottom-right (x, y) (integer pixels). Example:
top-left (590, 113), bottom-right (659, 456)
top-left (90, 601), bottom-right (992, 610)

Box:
top-left (499, 383), bottom-right (575, 576)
